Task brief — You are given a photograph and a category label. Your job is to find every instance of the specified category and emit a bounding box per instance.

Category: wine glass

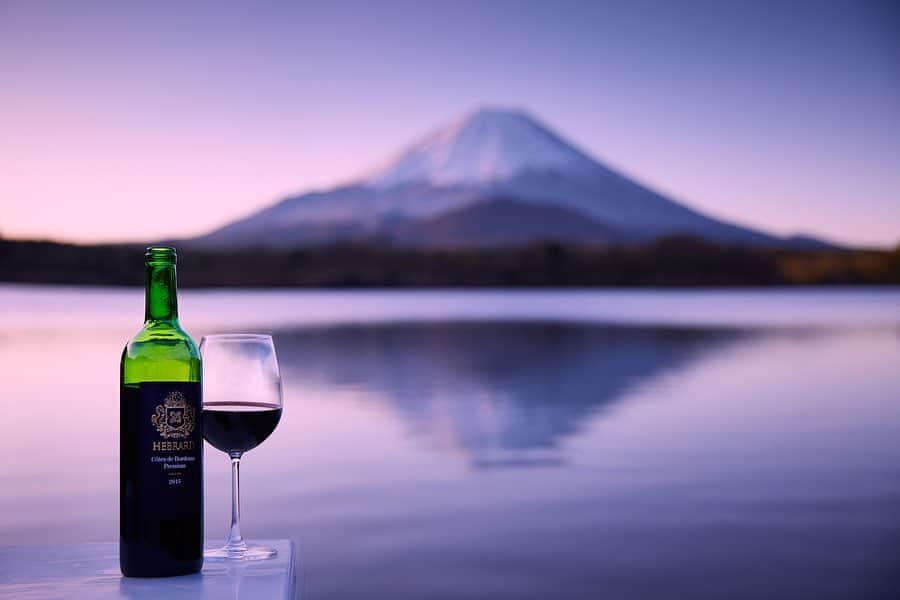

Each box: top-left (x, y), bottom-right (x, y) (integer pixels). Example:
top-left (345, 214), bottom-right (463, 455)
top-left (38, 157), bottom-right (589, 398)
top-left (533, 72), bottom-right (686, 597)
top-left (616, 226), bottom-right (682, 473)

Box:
top-left (200, 333), bottom-right (283, 561)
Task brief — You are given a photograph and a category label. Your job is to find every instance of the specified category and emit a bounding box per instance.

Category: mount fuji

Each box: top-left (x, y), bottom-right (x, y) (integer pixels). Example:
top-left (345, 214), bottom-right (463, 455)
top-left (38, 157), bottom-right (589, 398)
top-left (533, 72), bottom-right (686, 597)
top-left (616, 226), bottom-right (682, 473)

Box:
top-left (194, 108), bottom-right (813, 248)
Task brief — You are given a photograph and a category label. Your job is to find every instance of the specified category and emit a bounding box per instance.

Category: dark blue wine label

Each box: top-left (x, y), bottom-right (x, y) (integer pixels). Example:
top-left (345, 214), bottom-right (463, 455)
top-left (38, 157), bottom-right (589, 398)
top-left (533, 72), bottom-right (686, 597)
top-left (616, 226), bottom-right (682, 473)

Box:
top-left (136, 382), bottom-right (202, 512)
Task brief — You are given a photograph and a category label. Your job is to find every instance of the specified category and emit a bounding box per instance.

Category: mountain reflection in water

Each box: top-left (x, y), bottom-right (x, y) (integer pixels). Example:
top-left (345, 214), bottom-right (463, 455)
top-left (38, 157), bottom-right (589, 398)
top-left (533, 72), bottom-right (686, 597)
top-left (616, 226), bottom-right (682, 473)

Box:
top-left (273, 323), bottom-right (746, 469)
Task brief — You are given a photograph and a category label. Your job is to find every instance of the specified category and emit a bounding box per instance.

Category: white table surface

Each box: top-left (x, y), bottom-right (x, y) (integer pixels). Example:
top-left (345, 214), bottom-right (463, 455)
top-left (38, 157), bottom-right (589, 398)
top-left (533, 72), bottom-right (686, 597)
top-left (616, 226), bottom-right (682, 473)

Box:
top-left (0, 540), bottom-right (296, 600)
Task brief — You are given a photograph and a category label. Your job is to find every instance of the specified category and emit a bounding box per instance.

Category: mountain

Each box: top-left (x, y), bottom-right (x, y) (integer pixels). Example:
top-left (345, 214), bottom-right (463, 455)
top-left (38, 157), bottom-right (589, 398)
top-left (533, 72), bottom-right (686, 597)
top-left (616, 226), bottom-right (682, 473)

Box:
top-left (365, 108), bottom-right (597, 187)
top-left (384, 197), bottom-right (622, 247)
top-left (194, 107), bottom-right (825, 248)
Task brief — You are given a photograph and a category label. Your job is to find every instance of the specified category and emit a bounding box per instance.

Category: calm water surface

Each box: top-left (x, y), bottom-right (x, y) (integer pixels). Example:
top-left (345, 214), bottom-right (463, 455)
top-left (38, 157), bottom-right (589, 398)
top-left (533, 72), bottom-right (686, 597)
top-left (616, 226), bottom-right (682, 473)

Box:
top-left (1, 286), bottom-right (899, 599)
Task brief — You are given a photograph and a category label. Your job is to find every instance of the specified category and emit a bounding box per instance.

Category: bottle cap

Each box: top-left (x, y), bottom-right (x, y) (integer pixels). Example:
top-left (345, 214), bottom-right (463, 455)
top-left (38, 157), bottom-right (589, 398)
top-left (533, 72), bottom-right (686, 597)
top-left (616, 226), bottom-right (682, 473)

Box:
top-left (145, 246), bottom-right (177, 264)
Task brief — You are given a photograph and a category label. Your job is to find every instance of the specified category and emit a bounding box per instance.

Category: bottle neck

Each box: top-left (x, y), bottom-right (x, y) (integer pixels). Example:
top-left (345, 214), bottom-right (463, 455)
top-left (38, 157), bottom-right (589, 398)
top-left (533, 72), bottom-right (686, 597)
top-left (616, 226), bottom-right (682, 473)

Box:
top-left (144, 262), bottom-right (179, 322)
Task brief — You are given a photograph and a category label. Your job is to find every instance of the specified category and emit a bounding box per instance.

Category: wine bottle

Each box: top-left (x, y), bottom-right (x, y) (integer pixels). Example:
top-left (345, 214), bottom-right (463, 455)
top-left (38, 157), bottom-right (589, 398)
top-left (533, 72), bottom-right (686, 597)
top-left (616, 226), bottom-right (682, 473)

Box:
top-left (120, 247), bottom-right (203, 577)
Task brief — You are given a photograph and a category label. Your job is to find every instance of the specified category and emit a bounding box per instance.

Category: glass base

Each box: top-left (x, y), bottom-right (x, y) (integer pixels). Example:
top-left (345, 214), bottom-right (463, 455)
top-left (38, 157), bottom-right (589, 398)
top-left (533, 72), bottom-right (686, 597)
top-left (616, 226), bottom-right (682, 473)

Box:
top-left (204, 542), bottom-right (277, 561)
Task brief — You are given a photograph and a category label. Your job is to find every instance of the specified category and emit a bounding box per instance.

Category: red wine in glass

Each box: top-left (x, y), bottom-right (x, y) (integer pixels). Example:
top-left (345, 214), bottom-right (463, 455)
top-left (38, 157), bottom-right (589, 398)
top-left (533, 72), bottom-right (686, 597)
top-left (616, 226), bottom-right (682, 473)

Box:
top-left (200, 333), bottom-right (283, 561)
top-left (203, 402), bottom-right (282, 455)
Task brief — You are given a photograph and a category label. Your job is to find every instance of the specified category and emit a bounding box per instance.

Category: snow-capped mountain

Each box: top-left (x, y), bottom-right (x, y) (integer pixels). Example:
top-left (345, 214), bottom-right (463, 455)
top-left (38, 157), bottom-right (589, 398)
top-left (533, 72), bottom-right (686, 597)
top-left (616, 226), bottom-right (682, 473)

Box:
top-left (365, 108), bottom-right (597, 187)
top-left (194, 107), bottom-right (814, 248)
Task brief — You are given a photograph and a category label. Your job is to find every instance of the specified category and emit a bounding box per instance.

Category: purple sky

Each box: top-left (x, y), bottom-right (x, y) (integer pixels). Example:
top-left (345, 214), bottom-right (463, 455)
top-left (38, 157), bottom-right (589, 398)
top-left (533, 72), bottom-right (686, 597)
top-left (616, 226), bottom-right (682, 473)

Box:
top-left (1, 0), bottom-right (898, 247)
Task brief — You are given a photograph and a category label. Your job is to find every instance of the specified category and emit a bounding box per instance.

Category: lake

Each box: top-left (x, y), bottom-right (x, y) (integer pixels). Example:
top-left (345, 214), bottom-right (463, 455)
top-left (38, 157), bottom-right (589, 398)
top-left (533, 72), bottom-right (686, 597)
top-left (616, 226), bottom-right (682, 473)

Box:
top-left (1, 285), bottom-right (899, 599)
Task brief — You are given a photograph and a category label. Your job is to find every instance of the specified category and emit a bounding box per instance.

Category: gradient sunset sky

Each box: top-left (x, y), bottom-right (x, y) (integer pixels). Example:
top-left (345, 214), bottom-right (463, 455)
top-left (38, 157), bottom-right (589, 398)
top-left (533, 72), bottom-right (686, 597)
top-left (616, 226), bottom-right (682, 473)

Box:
top-left (1, 0), bottom-right (898, 247)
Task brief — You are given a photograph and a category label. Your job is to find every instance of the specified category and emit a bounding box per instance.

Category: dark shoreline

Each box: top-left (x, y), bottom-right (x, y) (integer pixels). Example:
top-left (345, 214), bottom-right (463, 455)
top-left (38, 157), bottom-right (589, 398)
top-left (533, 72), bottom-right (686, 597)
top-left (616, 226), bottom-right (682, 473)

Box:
top-left (2, 238), bottom-right (898, 288)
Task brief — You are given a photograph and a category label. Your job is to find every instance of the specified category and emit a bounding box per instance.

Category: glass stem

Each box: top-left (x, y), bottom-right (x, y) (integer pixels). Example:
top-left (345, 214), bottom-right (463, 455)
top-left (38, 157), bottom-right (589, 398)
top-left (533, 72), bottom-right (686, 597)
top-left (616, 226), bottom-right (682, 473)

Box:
top-left (226, 455), bottom-right (246, 550)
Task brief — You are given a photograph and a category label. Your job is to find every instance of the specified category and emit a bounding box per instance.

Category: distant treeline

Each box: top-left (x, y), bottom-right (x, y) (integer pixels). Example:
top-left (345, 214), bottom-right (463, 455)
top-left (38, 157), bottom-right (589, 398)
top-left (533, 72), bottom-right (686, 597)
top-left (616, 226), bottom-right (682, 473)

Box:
top-left (1, 237), bottom-right (899, 287)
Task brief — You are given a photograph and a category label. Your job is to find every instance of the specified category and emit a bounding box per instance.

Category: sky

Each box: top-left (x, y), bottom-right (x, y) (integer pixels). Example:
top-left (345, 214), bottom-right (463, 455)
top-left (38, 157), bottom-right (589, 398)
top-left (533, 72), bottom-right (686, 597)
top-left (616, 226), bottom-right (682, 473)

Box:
top-left (1, 0), bottom-right (898, 247)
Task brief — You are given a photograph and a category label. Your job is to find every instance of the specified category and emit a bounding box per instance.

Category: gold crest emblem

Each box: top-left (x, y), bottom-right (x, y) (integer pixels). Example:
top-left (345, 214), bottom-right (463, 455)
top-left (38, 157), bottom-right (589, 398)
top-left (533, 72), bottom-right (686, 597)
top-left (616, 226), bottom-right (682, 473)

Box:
top-left (151, 391), bottom-right (196, 439)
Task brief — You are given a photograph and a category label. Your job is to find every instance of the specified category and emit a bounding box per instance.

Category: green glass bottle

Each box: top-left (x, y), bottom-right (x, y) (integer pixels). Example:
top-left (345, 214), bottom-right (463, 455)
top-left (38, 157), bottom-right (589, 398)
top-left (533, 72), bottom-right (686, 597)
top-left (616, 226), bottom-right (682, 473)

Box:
top-left (120, 247), bottom-right (203, 577)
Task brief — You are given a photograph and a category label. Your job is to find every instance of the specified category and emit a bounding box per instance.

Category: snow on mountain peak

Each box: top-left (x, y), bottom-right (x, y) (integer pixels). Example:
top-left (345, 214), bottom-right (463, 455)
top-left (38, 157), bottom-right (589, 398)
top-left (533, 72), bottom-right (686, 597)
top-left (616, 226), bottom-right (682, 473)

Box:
top-left (366, 107), bottom-right (597, 187)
